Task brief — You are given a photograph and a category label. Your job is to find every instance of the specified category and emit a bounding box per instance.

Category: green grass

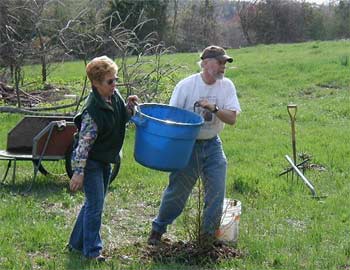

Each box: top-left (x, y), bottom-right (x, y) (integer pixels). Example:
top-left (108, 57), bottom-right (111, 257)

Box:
top-left (1, 40), bottom-right (350, 269)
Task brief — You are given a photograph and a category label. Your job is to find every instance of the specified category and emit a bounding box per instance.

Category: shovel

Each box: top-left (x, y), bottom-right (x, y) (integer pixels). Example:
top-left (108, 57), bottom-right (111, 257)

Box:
top-left (287, 104), bottom-right (297, 165)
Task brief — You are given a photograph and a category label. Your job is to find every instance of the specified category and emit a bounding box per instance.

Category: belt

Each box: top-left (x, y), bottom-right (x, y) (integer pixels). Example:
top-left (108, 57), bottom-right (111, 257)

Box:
top-left (196, 136), bottom-right (217, 142)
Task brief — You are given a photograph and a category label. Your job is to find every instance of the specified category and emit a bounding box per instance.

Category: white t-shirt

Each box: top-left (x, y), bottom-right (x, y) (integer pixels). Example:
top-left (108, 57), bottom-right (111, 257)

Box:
top-left (170, 73), bottom-right (241, 140)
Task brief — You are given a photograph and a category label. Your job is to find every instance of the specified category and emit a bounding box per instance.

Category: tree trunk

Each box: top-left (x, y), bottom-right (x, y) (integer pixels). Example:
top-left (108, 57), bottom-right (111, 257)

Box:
top-left (10, 65), bottom-right (14, 84)
top-left (41, 55), bottom-right (47, 83)
top-left (171, 0), bottom-right (178, 45)
top-left (37, 30), bottom-right (47, 83)
top-left (241, 22), bottom-right (253, 45)
top-left (203, 0), bottom-right (210, 43)
top-left (14, 66), bottom-right (22, 108)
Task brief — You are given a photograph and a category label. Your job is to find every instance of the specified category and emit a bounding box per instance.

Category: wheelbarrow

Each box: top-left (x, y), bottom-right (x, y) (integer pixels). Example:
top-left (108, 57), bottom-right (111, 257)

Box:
top-left (0, 115), bottom-right (120, 191)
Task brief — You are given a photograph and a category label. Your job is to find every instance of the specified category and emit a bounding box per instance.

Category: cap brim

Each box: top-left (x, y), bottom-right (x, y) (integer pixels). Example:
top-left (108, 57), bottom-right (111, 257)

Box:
top-left (201, 54), bottom-right (233, 63)
top-left (218, 55), bottom-right (233, 63)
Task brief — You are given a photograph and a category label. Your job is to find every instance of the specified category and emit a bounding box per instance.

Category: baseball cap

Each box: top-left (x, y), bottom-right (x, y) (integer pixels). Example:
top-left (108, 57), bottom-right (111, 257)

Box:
top-left (200, 45), bottom-right (233, 63)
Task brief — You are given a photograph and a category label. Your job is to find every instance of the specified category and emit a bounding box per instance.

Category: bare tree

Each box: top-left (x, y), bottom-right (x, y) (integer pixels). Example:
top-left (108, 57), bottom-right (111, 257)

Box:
top-left (59, 9), bottom-right (181, 107)
top-left (170, 0), bottom-right (179, 45)
top-left (237, 0), bottom-right (258, 45)
top-left (0, 0), bottom-right (34, 107)
top-left (0, 0), bottom-right (66, 107)
top-left (106, 12), bottom-right (181, 103)
top-left (29, 0), bottom-right (65, 83)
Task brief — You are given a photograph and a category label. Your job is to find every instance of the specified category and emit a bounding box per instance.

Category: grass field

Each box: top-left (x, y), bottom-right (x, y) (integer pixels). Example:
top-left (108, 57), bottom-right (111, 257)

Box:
top-left (0, 40), bottom-right (349, 269)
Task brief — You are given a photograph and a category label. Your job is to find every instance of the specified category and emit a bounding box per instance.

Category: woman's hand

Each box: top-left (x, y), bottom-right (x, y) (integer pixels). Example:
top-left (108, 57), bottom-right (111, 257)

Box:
top-left (126, 95), bottom-right (139, 115)
top-left (70, 173), bottom-right (84, 192)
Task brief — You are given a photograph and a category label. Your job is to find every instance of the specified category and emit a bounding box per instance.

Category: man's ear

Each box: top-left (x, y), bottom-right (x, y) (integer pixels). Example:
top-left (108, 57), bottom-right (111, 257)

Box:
top-left (202, 59), bottom-right (208, 67)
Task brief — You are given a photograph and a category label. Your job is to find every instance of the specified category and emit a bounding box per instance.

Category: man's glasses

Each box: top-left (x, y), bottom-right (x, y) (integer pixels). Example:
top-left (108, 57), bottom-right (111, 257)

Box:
top-left (216, 60), bottom-right (227, 66)
top-left (104, 77), bottom-right (119, 85)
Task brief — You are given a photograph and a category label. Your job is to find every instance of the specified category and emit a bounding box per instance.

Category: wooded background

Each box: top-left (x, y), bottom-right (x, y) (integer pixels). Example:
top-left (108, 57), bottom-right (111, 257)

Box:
top-left (0, 0), bottom-right (349, 104)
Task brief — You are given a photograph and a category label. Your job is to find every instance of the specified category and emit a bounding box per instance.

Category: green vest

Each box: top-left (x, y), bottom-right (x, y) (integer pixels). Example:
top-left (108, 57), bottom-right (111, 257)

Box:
top-left (74, 88), bottom-right (127, 163)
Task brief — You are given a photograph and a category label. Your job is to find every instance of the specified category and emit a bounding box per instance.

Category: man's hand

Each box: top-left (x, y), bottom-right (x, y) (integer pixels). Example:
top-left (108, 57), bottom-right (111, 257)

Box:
top-left (195, 99), bottom-right (237, 125)
top-left (70, 173), bottom-right (84, 192)
top-left (196, 100), bottom-right (216, 112)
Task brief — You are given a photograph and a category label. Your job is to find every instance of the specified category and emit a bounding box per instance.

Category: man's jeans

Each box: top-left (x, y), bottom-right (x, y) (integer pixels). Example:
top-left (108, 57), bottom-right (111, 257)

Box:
top-left (152, 136), bottom-right (227, 236)
top-left (69, 159), bottom-right (111, 258)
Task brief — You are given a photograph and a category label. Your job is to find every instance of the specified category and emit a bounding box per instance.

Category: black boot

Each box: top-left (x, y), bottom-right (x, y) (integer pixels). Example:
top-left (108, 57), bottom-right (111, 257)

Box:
top-left (147, 230), bottom-right (163, 245)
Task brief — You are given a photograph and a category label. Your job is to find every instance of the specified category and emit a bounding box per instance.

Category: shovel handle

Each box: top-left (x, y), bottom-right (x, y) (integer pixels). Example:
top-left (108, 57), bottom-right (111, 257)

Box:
top-left (287, 104), bottom-right (297, 121)
top-left (287, 104), bottom-right (297, 164)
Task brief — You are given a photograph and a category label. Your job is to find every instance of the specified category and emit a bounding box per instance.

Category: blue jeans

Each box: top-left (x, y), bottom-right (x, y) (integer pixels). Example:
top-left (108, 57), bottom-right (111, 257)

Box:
top-left (152, 136), bottom-right (227, 236)
top-left (69, 159), bottom-right (111, 258)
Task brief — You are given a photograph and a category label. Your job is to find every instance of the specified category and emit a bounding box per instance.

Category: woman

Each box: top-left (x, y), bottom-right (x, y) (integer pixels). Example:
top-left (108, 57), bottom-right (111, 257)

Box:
top-left (68, 56), bottom-right (138, 261)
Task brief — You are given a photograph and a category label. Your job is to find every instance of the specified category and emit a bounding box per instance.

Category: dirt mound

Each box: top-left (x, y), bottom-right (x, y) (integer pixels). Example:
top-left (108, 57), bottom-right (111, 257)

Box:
top-left (0, 82), bottom-right (70, 107)
top-left (143, 240), bottom-right (242, 265)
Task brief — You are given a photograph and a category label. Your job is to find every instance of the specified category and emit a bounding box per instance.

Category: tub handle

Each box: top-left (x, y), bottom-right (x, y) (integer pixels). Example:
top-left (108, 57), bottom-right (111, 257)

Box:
top-left (131, 103), bottom-right (147, 127)
top-left (134, 102), bottom-right (141, 115)
top-left (131, 115), bottom-right (146, 126)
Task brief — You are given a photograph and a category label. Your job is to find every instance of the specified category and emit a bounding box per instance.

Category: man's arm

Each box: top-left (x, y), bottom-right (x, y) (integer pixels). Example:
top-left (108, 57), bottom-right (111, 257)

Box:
top-left (214, 108), bottom-right (237, 125)
top-left (197, 100), bottom-right (237, 125)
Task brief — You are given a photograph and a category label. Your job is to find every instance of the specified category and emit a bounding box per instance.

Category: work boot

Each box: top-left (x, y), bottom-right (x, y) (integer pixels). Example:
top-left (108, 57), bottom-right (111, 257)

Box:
top-left (199, 233), bottom-right (225, 248)
top-left (93, 255), bottom-right (106, 262)
top-left (147, 230), bottom-right (163, 245)
top-left (84, 254), bottom-right (106, 263)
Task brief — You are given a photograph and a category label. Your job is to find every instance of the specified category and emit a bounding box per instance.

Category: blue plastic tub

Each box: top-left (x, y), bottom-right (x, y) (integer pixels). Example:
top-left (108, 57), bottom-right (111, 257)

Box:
top-left (131, 103), bottom-right (204, 171)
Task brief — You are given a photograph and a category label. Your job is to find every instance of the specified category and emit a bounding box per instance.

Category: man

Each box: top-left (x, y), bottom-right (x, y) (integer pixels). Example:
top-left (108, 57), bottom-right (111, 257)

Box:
top-left (148, 45), bottom-right (241, 245)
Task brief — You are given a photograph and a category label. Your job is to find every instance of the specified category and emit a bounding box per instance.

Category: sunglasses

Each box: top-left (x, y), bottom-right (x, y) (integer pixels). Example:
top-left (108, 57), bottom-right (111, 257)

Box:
top-left (104, 77), bottom-right (119, 85)
top-left (216, 59), bottom-right (227, 65)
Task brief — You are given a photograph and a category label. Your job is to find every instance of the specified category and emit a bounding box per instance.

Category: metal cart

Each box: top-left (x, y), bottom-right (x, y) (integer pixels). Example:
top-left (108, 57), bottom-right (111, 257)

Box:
top-left (0, 115), bottom-right (121, 191)
top-left (0, 116), bottom-right (76, 190)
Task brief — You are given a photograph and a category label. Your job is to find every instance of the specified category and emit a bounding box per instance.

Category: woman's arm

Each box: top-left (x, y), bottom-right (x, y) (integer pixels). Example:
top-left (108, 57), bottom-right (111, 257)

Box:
top-left (70, 112), bottom-right (98, 192)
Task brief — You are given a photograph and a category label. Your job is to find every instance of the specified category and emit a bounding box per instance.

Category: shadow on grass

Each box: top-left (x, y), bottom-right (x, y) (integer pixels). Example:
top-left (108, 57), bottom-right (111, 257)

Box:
top-left (64, 249), bottom-right (123, 270)
top-left (0, 174), bottom-right (69, 198)
top-left (64, 251), bottom-right (97, 270)
top-left (229, 177), bottom-right (260, 196)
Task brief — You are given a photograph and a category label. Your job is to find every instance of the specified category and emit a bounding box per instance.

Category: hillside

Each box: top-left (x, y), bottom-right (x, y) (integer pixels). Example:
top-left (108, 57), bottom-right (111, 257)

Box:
top-left (0, 40), bottom-right (349, 269)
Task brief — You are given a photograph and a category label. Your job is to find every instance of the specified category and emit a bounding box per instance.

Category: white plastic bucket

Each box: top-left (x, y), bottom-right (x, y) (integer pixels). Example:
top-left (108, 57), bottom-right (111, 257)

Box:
top-left (215, 198), bottom-right (241, 243)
